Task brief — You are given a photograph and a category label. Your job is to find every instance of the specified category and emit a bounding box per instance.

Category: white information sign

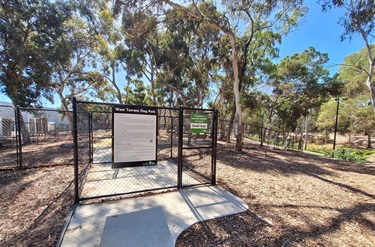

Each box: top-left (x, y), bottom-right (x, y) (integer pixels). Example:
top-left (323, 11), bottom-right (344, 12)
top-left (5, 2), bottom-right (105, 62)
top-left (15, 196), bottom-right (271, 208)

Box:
top-left (112, 106), bottom-right (157, 168)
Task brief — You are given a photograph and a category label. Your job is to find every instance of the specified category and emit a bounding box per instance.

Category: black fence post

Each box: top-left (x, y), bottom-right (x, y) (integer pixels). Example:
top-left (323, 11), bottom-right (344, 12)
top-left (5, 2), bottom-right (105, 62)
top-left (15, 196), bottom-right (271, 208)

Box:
top-left (177, 106), bottom-right (183, 189)
top-left (211, 109), bottom-right (218, 185)
top-left (88, 112), bottom-right (93, 163)
top-left (72, 97), bottom-right (79, 203)
top-left (170, 116), bottom-right (173, 159)
top-left (16, 106), bottom-right (22, 168)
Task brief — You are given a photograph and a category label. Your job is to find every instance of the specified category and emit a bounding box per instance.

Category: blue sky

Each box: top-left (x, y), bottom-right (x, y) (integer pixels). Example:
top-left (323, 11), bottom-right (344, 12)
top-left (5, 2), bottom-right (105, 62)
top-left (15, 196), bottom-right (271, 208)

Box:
top-left (276, 1), bottom-right (365, 75)
top-left (0, 1), bottom-right (368, 107)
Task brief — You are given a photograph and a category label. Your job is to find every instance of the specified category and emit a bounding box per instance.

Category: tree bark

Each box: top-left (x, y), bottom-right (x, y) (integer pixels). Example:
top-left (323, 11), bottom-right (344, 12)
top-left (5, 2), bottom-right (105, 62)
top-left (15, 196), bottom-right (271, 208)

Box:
top-left (368, 132), bottom-right (372, 148)
top-left (226, 106), bottom-right (236, 143)
top-left (227, 33), bottom-right (243, 151)
top-left (304, 114), bottom-right (309, 150)
top-left (111, 61), bottom-right (123, 104)
top-left (18, 113), bottom-right (31, 144)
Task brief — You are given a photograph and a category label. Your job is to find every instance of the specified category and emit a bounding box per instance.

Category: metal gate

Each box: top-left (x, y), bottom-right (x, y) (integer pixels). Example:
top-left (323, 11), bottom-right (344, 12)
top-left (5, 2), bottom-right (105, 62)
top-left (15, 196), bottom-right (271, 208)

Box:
top-left (72, 99), bottom-right (217, 203)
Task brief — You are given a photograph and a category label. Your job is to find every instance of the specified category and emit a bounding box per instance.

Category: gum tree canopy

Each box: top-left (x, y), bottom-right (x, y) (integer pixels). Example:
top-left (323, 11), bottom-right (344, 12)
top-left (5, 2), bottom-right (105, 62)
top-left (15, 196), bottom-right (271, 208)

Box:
top-left (117, 0), bottom-right (306, 151)
top-left (321, 0), bottom-right (375, 109)
top-left (0, 0), bottom-right (70, 106)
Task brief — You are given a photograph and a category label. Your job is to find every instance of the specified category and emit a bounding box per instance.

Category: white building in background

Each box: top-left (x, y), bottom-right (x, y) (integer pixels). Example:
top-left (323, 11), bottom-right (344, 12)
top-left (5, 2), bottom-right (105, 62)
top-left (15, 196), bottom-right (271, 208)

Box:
top-left (0, 102), bottom-right (71, 137)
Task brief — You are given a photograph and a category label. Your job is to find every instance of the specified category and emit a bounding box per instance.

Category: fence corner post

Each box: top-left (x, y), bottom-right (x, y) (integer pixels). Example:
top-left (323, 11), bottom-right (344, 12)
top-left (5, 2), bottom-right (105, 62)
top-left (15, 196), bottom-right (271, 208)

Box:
top-left (16, 105), bottom-right (22, 168)
top-left (177, 106), bottom-right (183, 189)
top-left (211, 108), bottom-right (218, 185)
top-left (72, 97), bottom-right (79, 204)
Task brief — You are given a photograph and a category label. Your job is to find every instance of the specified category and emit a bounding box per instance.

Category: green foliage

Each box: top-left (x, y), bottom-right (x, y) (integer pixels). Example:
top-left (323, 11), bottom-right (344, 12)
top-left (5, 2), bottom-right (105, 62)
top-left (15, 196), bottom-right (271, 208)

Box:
top-left (329, 148), bottom-right (375, 163)
top-left (0, 0), bottom-right (71, 106)
top-left (272, 47), bottom-right (342, 133)
top-left (320, 0), bottom-right (375, 108)
top-left (307, 143), bottom-right (375, 162)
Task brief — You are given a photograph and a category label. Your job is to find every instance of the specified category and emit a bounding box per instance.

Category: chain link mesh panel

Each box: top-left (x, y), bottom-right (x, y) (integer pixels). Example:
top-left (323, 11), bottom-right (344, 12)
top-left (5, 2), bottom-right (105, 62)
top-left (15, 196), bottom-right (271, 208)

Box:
top-left (180, 109), bottom-right (216, 187)
top-left (75, 102), bottom-right (182, 201)
top-left (157, 109), bottom-right (178, 160)
top-left (19, 108), bottom-right (73, 167)
top-left (0, 105), bottom-right (18, 169)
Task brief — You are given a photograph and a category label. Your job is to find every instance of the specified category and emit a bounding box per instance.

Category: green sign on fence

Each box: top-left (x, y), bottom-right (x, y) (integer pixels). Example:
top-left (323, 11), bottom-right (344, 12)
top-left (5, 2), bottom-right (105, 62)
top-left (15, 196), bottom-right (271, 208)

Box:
top-left (190, 114), bottom-right (208, 133)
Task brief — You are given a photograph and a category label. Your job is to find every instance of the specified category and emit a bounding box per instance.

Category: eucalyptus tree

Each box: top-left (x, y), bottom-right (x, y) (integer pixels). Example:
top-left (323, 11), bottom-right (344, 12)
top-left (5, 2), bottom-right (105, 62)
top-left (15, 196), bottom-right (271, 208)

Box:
top-left (50, 14), bottom-right (108, 126)
top-left (93, 3), bottom-right (129, 103)
top-left (320, 0), bottom-right (375, 109)
top-left (0, 0), bottom-right (71, 106)
top-left (117, 0), bottom-right (306, 151)
top-left (0, 0), bottom-right (72, 143)
top-left (120, 9), bottom-right (160, 105)
top-left (335, 46), bottom-right (375, 147)
top-left (271, 47), bottom-right (342, 146)
top-left (118, 6), bottom-right (222, 108)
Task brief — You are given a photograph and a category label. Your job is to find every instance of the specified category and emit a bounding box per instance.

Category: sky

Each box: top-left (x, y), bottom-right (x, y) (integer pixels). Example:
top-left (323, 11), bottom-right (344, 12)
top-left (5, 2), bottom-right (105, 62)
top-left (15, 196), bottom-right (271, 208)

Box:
top-left (0, 0), bottom-right (369, 107)
top-left (276, 0), bottom-right (365, 75)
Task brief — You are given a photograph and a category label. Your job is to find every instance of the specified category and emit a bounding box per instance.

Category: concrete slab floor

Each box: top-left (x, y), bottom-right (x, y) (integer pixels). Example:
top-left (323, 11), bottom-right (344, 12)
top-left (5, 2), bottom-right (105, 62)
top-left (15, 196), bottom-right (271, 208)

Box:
top-left (60, 185), bottom-right (248, 247)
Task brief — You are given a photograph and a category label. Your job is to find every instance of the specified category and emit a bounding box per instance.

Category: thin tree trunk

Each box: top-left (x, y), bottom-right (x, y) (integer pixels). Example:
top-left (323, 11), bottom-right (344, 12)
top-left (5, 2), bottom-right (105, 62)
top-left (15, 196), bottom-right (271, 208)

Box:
top-left (19, 113), bottom-right (31, 144)
top-left (220, 119), bottom-right (226, 141)
top-left (228, 33), bottom-right (243, 151)
top-left (111, 62), bottom-right (123, 104)
top-left (368, 132), bottom-right (372, 148)
top-left (304, 115), bottom-right (309, 150)
top-left (226, 106), bottom-right (236, 143)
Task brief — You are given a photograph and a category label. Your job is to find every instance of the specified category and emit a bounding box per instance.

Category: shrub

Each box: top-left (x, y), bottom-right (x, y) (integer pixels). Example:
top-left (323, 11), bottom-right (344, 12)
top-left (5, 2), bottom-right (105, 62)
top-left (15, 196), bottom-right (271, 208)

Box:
top-left (329, 148), bottom-right (375, 163)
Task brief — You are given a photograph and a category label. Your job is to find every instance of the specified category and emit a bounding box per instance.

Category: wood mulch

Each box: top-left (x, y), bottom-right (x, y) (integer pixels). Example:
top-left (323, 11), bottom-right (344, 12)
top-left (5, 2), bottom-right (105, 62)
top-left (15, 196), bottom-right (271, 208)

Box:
top-left (0, 140), bottom-right (374, 246)
top-left (176, 141), bottom-right (375, 247)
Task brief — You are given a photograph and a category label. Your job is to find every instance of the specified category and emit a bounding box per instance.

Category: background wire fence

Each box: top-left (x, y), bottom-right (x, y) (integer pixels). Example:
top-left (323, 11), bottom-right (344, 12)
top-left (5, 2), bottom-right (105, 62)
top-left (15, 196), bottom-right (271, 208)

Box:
top-left (218, 119), bottom-right (304, 151)
top-left (1, 103), bottom-right (303, 173)
top-left (19, 108), bottom-right (73, 167)
top-left (0, 105), bottom-right (18, 169)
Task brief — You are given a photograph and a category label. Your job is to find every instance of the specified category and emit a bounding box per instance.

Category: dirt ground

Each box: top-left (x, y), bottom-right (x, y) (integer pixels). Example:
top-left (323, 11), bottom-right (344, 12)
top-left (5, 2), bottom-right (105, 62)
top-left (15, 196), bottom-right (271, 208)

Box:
top-left (0, 165), bottom-right (74, 246)
top-left (177, 141), bottom-right (375, 247)
top-left (0, 140), bottom-right (374, 246)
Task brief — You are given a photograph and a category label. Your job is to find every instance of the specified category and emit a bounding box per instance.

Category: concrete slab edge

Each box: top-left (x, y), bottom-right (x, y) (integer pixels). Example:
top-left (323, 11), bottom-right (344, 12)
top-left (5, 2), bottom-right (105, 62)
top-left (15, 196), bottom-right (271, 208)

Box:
top-left (55, 204), bottom-right (77, 247)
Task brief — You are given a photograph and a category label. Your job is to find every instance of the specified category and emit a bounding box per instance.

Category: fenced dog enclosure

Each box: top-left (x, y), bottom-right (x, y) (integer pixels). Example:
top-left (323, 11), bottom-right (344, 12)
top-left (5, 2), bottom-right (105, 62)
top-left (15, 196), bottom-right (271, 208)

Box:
top-left (0, 103), bottom-right (305, 171)
top-left (72, 99), bottom-right (218, 203)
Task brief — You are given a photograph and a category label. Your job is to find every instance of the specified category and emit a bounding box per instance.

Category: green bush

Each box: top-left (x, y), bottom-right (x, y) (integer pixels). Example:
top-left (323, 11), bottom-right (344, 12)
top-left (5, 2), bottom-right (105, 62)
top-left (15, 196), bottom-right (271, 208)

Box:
top-left (328, 148), bottom-right (375, 163)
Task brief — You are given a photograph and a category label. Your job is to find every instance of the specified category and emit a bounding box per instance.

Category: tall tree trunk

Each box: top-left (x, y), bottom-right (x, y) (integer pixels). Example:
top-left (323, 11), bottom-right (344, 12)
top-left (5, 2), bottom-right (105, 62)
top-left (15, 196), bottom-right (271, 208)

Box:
top-left (324, 127), bottom-right (329, 143)
top-left (150, 60), bottom-right (156, 106)
top-left (361, 30), bottom-right (375, 109)
top-left (304, 114), bottom-right (309, 150)
top-left (368, 132), bottom-right (372, 148)
top-left (163, 0), bottom-right (243, 150)
top-left (219, 119), bottom-right (226, 141)
top-left (228, 33), bottom-right (243, 151)
top-left (18, 113), bottom-right (31, 144)
top-left (226, 106), bottom-right (236, 143)
top-left (111, 62), bottom-right (123, 104)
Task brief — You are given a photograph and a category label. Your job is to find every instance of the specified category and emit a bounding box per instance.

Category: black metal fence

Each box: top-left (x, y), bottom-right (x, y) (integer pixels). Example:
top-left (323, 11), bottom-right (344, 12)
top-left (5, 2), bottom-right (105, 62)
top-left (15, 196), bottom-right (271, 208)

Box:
top-left (0, 102), bottom-right (304, 172)
top-left (217, 119), bottom-right (304, 151)
top-left (0, 105), bottom-right (73, 169)
top-left (73, 99), bottom-right (218, 203)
